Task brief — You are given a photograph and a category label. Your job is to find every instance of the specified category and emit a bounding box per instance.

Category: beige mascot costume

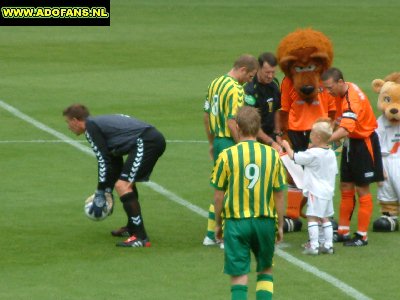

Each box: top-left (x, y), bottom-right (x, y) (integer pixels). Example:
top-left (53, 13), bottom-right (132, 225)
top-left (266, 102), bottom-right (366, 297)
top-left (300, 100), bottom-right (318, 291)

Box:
top-left (371, 73), bottom-right (400, 232)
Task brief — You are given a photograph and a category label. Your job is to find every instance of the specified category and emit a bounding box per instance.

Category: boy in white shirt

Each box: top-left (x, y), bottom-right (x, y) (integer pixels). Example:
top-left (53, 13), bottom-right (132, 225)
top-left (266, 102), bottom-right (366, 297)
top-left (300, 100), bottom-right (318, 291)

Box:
top-left (282, 118), bottom-right (338, 255)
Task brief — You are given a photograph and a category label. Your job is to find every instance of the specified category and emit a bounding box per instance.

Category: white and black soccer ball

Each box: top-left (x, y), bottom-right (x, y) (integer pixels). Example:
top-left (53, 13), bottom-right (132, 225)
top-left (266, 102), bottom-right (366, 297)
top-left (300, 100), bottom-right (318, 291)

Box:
top-left (283, 216), bottom-right (302, 233)
top-left (373, 214), bottom-right (399, 232)
top-left (84, 193), bottom-right (114, 221)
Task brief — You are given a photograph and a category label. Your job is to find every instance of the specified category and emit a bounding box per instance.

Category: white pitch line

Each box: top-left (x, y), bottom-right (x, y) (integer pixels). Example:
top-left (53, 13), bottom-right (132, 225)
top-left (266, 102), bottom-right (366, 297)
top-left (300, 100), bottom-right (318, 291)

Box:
top-left (0, 139), bottom-right (207, 144)
top-left (276, 249), bottom-right (371, 300)
top-left (167, 139), bottom-right (207, 143)
top-left (145, 181), bottom-right (208, 218)
top-left (0, 139), bottom-right (86, 143)
top-left (0, 99), bottom-right (372, 300)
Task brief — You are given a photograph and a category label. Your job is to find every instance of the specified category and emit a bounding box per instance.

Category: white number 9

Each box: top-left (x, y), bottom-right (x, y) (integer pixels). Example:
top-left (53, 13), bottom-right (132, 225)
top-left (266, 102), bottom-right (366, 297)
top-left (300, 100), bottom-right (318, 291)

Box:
top-left (245, 163), bottom-right (260, 189)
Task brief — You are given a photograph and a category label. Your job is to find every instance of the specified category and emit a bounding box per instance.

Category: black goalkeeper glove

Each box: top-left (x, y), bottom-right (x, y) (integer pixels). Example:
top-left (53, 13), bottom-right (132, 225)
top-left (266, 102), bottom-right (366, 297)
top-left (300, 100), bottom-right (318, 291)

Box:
top-left (89, 190), bottom-right (107, 218)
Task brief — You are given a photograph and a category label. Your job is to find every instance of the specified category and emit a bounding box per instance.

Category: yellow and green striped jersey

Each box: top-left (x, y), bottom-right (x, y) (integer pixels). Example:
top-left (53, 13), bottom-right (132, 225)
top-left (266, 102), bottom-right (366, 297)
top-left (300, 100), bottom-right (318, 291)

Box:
top-left (204, 75), bottom-right (244, 138)
top-left (210, 140), bottom-right (286, 219)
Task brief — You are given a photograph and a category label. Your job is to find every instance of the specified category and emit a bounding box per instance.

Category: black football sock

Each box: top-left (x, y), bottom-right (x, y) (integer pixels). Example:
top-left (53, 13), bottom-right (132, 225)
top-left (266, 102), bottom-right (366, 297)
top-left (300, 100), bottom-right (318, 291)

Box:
top-left (120, 188), bottom-right (147, 240)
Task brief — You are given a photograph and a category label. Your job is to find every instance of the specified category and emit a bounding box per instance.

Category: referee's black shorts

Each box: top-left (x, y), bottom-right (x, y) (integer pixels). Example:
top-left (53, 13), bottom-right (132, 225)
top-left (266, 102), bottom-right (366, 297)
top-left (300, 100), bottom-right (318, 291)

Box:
top-left (288, 130), bottom-right (311, 152)
top-left (340, 131), bottom-right (384, 186)
top-left (120, 127), bottom-right (166, 183)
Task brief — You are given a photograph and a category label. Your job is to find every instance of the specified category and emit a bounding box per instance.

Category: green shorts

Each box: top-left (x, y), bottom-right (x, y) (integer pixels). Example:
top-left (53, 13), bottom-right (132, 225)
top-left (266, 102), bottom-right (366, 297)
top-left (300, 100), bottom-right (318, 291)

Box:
top-left (213, 137), bottom-right (235, 161)
top-left (224, 218), bottom-right (276, 276)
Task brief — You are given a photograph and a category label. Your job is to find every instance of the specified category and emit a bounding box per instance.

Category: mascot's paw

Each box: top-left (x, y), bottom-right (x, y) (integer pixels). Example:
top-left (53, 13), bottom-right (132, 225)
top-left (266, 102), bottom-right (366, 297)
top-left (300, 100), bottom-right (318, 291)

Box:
top-left (373, 213), bottom-right (399, 232)
top-left (283, 216), bottom-right (302, 233)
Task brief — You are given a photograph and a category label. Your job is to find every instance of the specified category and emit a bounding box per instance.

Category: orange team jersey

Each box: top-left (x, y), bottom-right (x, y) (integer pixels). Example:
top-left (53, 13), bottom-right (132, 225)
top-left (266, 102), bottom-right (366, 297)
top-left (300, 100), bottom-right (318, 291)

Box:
top-left (280, 77), bottom-right (336, 131)
top-left (334, 96), bottom-right (343, 126)
top-left (338, 82), bottom-right (377, 139)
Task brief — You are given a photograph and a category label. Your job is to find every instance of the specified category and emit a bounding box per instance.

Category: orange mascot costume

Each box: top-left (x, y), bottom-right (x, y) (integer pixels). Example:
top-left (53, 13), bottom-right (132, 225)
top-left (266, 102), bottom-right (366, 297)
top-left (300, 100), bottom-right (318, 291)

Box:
top-left (276, 28), bottom-right (337, 229)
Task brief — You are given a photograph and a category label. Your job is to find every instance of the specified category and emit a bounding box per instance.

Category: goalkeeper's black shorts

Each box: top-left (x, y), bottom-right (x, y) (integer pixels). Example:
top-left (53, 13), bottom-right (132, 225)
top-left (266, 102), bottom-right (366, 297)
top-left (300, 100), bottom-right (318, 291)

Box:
top-left (119, 127), bottom-right (166, 183)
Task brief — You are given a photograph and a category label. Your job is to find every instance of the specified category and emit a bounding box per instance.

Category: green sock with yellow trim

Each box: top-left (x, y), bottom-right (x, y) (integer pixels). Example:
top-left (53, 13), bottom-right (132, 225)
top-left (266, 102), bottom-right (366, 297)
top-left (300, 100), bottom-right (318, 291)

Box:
top-left (256, 274), bottom-right (273, 300)
top-left (231, 285), bottom-right (247, 300)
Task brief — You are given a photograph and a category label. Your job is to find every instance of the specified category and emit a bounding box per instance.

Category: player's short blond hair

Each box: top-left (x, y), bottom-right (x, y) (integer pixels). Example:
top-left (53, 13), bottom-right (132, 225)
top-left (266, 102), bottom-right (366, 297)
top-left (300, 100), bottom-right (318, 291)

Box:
top-left (236, 106), bottom-right (261, 137)
top-left (312, 118), bottom-right (333, 143)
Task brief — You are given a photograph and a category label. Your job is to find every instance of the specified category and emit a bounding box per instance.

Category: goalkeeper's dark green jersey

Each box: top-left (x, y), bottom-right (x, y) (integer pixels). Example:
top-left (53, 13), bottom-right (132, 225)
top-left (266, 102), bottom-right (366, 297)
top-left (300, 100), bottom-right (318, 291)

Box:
top-left (210, 140), bottom-right (286, 219)
top-left (204, 75), bottom-right (244, 138)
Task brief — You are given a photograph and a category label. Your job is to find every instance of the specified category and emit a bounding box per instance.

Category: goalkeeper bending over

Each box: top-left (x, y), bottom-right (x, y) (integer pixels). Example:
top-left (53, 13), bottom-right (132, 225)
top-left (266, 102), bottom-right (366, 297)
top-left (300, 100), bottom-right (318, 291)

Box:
top-left (63, 104), bottom-right (165, 247)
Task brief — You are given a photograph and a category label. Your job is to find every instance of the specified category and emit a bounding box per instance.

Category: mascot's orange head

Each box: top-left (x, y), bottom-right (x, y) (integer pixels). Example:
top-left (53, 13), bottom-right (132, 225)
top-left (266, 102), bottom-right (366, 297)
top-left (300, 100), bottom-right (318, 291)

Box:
top-left (277, 28), bottom-right (334, 102)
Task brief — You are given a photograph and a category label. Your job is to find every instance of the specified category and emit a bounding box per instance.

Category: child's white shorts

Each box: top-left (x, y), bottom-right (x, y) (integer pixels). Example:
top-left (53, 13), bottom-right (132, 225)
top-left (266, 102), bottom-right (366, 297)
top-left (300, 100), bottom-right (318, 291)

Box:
top-left (306, 192), bottom-right (334, 218)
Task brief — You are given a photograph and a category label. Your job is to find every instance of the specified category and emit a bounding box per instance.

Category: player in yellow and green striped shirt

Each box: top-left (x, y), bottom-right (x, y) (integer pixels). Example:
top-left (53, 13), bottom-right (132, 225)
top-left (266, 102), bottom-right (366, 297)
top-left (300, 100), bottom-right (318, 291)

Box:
top-left (205, 74), bottom-right (244, 144)
top-left (203, 54), bottom-right (258, 246)
top-left (211, 106), bottom-right (286, 300)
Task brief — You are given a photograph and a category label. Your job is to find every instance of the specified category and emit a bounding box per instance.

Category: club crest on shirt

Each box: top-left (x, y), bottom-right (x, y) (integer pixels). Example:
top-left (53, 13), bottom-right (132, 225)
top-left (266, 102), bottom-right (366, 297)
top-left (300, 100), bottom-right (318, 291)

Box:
top-left (364, 172), bottom-right (374, 178)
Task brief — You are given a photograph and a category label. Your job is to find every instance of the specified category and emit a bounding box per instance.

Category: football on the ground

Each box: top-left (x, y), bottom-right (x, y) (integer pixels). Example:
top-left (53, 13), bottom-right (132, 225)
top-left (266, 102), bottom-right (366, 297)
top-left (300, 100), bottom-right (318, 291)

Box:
top-left (373, 214), bottom-right (399, 232)
top-left (84, 193), bottom-right (114, 221)
top-left (283, 216), bottom-right (302, 232)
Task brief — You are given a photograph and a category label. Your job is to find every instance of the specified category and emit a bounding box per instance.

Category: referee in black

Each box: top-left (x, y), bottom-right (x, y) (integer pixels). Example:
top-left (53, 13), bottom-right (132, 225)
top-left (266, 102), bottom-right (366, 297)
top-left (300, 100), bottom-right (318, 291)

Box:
top-left (63, 104), bottom-right (166, 247)
top-left (244, 52), bottom-right (282, 152)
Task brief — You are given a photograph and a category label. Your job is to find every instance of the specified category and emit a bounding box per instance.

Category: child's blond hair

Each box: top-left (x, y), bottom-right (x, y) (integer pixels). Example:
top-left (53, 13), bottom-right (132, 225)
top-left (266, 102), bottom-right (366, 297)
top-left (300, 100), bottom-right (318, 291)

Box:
top-left (312, 118), bottom-right (333, 143)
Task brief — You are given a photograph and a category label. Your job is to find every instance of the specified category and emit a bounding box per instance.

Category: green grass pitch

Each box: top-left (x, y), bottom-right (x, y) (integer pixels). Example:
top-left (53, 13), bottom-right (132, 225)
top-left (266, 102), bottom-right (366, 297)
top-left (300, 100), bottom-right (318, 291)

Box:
top-left (0, 1), bottom-right (399, 299)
